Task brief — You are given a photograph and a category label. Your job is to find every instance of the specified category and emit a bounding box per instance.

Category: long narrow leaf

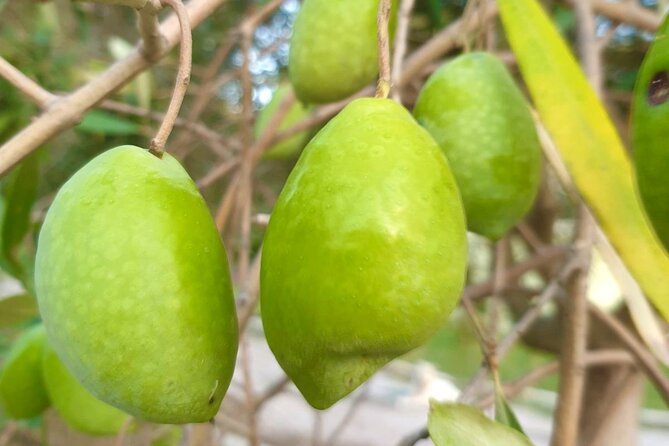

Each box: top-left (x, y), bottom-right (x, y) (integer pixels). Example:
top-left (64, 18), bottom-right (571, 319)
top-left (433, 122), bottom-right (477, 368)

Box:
top-left (499, 0), bottom-right (669, 320)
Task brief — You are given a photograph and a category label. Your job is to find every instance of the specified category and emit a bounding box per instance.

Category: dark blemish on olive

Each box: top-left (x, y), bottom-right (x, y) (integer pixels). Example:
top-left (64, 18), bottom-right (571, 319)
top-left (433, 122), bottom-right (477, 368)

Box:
top-left (208, 395), bottom-right (215, 404)
top-left (648, 71), bottom-right (669, 106)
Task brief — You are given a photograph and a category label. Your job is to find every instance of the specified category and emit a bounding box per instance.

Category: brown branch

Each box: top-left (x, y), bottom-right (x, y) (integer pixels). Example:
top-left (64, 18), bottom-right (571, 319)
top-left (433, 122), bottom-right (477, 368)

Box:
top-left (237, 247), bottom-right (262, 334)
top-left (464, 245), bottom-right (566, 301)
top-left (239, 337), bottom-right (259, 446)
top-left (197, 159), bottom-right (239, 189)
top-left (149, 0), bottom-right (192, 156)
top-left (99, 99), bottom-right (234, 155)
top-left (376, 0), bottom-right (392, 98)
top-left (113, 417), bottom-right (134, 446)
top-left (397, 350), bottom-right (635, 446)
top-left (172, 0), bottom-right (284, 158)
top-left (75, 0), bottom-right (149, 7)
top-left (214, 173), bottom-right (240, 231)
top-left (138, 0), bottom-right (166, 61)
top-left (0, 56), bottom-right (57, 108)
top-left (458, 253), bottom-right (582, 404)
top-left (551, 209), bottom-right (593, 446)
top-left (400, 1), bottom-right (497, 86)
top-left (590, 0), bottom-right (660, 32)
top-left (233, 29), bottom-right (255, 297)
top-left (390, 0), bottom-right (415, 101)
top-left (0, 0), bottom-right (232, 176)
top-left (252, 375), bottom-right (290, 411)
top-left (552, 7), bottom-right (599, 434)
top-left (589, 304), bottom-right (669, 406)
top-left (476, 349), bottom-right (635, 408)
top-left (0, 422), bottom-right (17, 446)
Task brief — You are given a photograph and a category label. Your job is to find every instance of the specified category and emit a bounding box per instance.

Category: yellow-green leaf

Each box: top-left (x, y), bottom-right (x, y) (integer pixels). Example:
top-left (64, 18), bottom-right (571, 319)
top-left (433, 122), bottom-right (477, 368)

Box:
top-left (499, 0), bottom-right (669, 320)
top-left (428, 402), bottom-right (533, 446)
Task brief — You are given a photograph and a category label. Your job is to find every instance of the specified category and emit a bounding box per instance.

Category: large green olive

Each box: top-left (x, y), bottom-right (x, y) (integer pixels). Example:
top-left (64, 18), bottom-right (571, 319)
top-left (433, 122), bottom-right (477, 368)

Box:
top-left (261, 98), bottom-right (467, 409)
top-left (35, 146), bottom-right (238, 423)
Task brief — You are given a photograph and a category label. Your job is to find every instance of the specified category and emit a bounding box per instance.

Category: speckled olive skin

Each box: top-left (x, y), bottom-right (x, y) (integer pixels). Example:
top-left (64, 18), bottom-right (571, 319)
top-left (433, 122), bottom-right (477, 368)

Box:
top-left (289, 0), bottom-right (396, 104)
top-left (35, 146), bottom-right (238, 424)
top-left (255, 84), bottom-right (311, 159)
top-left (42, 343), bottom-right (130, 435)
top-left (260, 98), bottom-right (467, 409)
top-left (632, 15), bottom-right (669, 250)
top-left (0, 324), bottom-right (50, 419)
top-left (414, 52), bottom-right (542, 240)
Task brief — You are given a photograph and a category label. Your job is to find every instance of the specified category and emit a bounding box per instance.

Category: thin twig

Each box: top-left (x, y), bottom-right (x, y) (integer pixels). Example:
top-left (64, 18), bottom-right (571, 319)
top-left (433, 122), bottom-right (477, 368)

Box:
top-left (0, 56), bottom-right (57, 107)
top-left (170, 31), bottom-right (239, 157)
top-left (464, 245), bottom-right (566, 301)
top-left (237, 247), bottom-right (262, 334)
top-left (390, 0), bottom-right (415, 101)
top-left (376, 0), bottom-right (392, 98)
top-left (0, 0), bottom-right (230, 176)
top-left (458, 253), bottom-right (582, 404)
top-left (149, 0), bottom-right (192, 156)
top-left (475, 349), bottom-right (635, 408)
top-left (396, 349), bottom-right (635, 446)
top-left (324, 386), bottom-right (370, 446)
top-left (113, 417), bottom-right (134, 446)
top-left (252, 375), bottom-right (290, 411)
top-left (240, 337), bottom-right (259, 446)
top-left (77, 0), bottom-right (149, 7)
top-left (400, 1), bottom-right (497, 86)
top-left (551, 208), bottom-right (593, 446)
top-left (214, 173), bottom-right (240, 231)
top-left (197, 159), bottom-right (239, 189)
top-left (99, 99), bottom-right (235, 155)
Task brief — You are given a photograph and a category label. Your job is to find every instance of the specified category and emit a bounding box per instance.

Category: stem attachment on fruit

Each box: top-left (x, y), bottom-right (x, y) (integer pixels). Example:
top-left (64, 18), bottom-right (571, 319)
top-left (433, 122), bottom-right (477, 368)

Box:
top-left (376, 0), bottom-right (392, 99)
top-left (148, 0), bottom-right (192, 158)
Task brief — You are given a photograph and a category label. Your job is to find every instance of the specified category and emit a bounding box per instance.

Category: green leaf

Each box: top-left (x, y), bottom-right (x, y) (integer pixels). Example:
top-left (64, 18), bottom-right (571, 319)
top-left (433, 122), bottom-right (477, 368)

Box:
top-left (0, 294), bottom-right (38, 328)
top-left (499, 0), bottom-right (669, 321)
top-left (494, 386), bottom-right (525, 434)
top-left (1, 154), bottom-right (39, 257)
top-left (76, 110), bottom-right (140, 136)
top-left (428, 402), bottom-right (534, 446)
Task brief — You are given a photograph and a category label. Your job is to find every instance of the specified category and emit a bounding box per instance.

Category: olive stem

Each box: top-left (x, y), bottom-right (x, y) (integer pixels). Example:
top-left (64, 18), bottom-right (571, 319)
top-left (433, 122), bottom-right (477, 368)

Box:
top-left (375, 0), bottom-right (392, 99)
top-left (149, 0), bottom-right (192, 157)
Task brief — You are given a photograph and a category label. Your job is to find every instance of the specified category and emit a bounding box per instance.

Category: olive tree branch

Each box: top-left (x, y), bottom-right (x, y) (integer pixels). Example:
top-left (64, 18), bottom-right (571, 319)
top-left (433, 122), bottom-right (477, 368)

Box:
top-left (551, 2), bottom-right (598, 444)
top-left (0, 0), bottom-right (231, 176)
top-left (0, 57), bottom-right (57, 108)
top-left (475, 349), bottom-right (635, 408)
top-left (376, 0), bottom-right (392, 98)
top-left (138, 0), bottom-right (167, 61)
top-left (74, 0), bottom-right (149, 8)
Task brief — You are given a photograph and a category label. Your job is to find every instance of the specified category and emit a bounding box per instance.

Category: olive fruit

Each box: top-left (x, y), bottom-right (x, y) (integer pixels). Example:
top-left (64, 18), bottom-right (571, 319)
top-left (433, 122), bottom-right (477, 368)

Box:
top-left (632, 14), bottom-right (669, 250)
top-left (261, 98), bottom-right (467, 409)
top-left (35, 146), bottom-right (238, 424)
top-left (0, 324), bottom-right (49, 419)
top-left (42, 343), bottom-right (131, 435)
top-left (289, 0), bottom-right (396, 104)
top-left (414, 52), bottom-right (542, 240)
top-left (255, 84), bottom-right (311, 159)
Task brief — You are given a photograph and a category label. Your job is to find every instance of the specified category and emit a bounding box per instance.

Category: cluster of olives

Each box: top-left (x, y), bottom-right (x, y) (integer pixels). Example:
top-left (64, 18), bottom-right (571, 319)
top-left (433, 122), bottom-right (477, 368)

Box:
top-left (1, 0), bottom-right (546, 429)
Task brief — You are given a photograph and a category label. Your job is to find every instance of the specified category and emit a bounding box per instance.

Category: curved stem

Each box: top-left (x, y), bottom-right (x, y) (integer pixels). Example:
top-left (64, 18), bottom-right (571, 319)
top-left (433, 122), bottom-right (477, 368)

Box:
top-left (149, 0), bottom-right (192, 157)
top-left (376, 0), bottom-right (392, 99)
